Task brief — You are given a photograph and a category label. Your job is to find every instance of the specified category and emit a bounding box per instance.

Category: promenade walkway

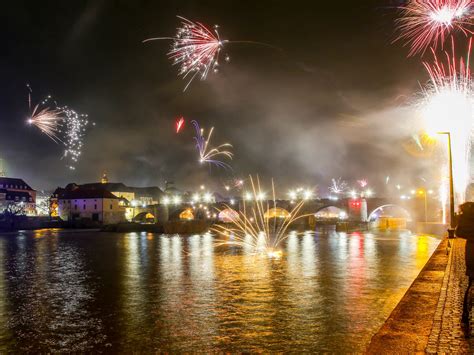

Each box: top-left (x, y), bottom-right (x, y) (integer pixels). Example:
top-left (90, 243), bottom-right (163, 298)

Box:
top-left (368, 238), bottom-right (471, 354)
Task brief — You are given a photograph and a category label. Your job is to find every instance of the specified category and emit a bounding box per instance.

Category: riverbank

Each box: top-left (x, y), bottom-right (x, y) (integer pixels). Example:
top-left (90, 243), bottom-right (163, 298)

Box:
top-left (367, 238), bottom-right (470, 353)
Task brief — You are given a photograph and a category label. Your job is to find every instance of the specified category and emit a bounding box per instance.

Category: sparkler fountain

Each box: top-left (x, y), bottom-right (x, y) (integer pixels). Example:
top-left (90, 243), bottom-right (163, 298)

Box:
top-left (212, 176), bottom-right (311, 258)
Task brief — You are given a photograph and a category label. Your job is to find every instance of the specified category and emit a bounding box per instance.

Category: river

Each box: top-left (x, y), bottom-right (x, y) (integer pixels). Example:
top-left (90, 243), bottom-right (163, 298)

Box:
top-left (0, 229), bottom-right (440, 352)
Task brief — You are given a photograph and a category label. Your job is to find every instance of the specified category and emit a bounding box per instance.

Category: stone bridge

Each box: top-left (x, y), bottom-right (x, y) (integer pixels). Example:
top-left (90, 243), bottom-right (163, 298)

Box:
top-left (133, 196), bottom-right (441, 224)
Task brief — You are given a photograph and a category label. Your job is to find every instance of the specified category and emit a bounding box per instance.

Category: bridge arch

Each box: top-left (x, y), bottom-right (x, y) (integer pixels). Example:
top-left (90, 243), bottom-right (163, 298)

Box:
top-left (313, 206), bottom-right (348, 220)
top-left (264, 207), bottom-right (291, 219)
top-left (133, 212), bottom-right (156, 223)
top-left (367, 204), bottom-right (411, 221)
top-left (179, 208), bottom-right (194, 220)
top-left (218, 208), bottom-right (239, 223)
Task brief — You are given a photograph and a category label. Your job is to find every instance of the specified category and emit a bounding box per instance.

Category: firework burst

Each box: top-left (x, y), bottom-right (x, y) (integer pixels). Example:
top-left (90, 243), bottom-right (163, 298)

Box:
top-left (59, 106), bottom-right (90, 170)
top-left (329, 178), bottom-right (348, 195)
top-left (27, 104), bottom-right (63, 143)
top-left (396, 0), bottom-right (473, 56)
top-left (26, 88), bottom-right (63, 143)
top-left (26, 87), bottom-right (91, 170)
top-left (144, 16), bottom-right (228, 91)
top-left (192, 120), bottom-right (233, 169)
top-left (175, 117), bottom-right (185, 133)
top-left (418, 39), bottom-right (473, 202)
top-left (212, 176), bottom-right (310, 257)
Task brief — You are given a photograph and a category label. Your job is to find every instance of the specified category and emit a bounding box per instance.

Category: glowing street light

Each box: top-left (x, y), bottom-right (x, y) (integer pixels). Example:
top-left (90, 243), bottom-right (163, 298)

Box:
top-left (303, 190), bottom-right (313, 200)
top-left (203, 192), bottom-right (213, 203)
top-left (162, 197), bottom-right (170, 205)
top-left (288, 190), bottom-right (297, 200)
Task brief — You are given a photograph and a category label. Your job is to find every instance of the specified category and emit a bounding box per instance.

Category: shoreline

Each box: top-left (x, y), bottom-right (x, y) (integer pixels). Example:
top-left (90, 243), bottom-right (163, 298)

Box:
top-left (366, 238), bottom-right (456, 353)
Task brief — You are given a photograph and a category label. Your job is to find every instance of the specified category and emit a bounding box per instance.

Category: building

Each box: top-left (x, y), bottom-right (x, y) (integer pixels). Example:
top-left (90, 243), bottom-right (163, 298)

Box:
top-left (80, 182), bottom-right (165, 206)
top-left (0, 177), bottom-right (37, 215)
top-left (54, 185), bottom-right (126, 224)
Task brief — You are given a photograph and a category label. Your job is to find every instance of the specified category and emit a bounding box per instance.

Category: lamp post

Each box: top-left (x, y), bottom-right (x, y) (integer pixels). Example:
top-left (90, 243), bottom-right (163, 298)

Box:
top-left (438, 132), bottom-right (455, 238)
top-left (417, 189), bottom-right (428, 223)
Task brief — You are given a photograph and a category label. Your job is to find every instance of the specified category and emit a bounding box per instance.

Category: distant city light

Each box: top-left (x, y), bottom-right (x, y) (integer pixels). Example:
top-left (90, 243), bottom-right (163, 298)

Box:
top-left (163, 197), bottom-right (170, 205)
top-left (303, 190), bottom-right (313, 200)
top-left (203, 192), bottom-right (213, 203)
top-left (173, 196), bottom-right (181, 205)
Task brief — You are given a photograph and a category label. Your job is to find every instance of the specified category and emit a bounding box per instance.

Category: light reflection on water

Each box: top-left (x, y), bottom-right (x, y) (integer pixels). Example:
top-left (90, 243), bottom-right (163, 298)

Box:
top-left (0, 229), bottom-right (440, 352)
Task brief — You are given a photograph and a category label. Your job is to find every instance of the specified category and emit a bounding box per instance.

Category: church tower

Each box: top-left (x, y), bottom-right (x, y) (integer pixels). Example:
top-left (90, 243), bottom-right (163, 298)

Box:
top-left (101, 171), bottom-right (109, 184)
top-left (0, 159), bottom-right (6, 177)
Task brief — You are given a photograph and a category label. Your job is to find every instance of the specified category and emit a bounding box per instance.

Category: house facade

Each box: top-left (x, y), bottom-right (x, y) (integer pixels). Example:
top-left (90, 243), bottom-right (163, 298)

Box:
top-left (0, 177), bottom-right (37, 215)
top-left (55, 187), bottom-right (126, 224)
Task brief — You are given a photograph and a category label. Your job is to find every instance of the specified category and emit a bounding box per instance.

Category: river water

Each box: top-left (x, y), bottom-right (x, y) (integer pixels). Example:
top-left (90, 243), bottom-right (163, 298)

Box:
top-left (0, 229), bottom-right (440, 352)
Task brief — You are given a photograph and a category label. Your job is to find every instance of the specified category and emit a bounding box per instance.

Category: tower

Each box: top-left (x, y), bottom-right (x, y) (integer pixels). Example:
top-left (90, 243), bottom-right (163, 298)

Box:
top-left (101, 171), bottom-right (108, 184)
top-left (0, 159), bottom-right (6, 177)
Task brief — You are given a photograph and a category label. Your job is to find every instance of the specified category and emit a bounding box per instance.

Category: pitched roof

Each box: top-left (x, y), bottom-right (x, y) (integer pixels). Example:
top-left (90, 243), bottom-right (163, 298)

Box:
top-left (59, 188), bottom-right (119, 200)
top-left (0, 177), bottom-right (34, 191)
top-left (81, 182), bottom-right (134, 193)
top-left (80, 183), bottom-right (165, 199)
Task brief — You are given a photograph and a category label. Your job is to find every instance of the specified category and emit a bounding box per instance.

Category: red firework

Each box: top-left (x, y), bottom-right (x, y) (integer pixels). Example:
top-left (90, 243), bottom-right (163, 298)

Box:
top-left (396, 0), bottom-right (473, 56)
top-left (175, 117), bottom-right (185, 133)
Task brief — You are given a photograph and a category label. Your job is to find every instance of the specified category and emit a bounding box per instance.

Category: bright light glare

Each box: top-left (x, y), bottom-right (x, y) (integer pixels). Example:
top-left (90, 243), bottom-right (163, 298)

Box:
top-left (288, 190), bottom-right (297, 200)
top-left (203, 192), bottom-right (213, 203)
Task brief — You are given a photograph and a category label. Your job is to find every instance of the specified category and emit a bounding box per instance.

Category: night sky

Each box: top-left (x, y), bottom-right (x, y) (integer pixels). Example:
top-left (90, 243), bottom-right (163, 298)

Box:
top-left (0, 1), bottom-right (438, 194)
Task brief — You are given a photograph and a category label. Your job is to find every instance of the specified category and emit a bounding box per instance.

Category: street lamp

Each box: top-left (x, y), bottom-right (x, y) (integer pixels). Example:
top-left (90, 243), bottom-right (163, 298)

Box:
top-left (438, 132), bottom-right (455, 238)
top-left (417, 189), bottom-right (428, 223)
